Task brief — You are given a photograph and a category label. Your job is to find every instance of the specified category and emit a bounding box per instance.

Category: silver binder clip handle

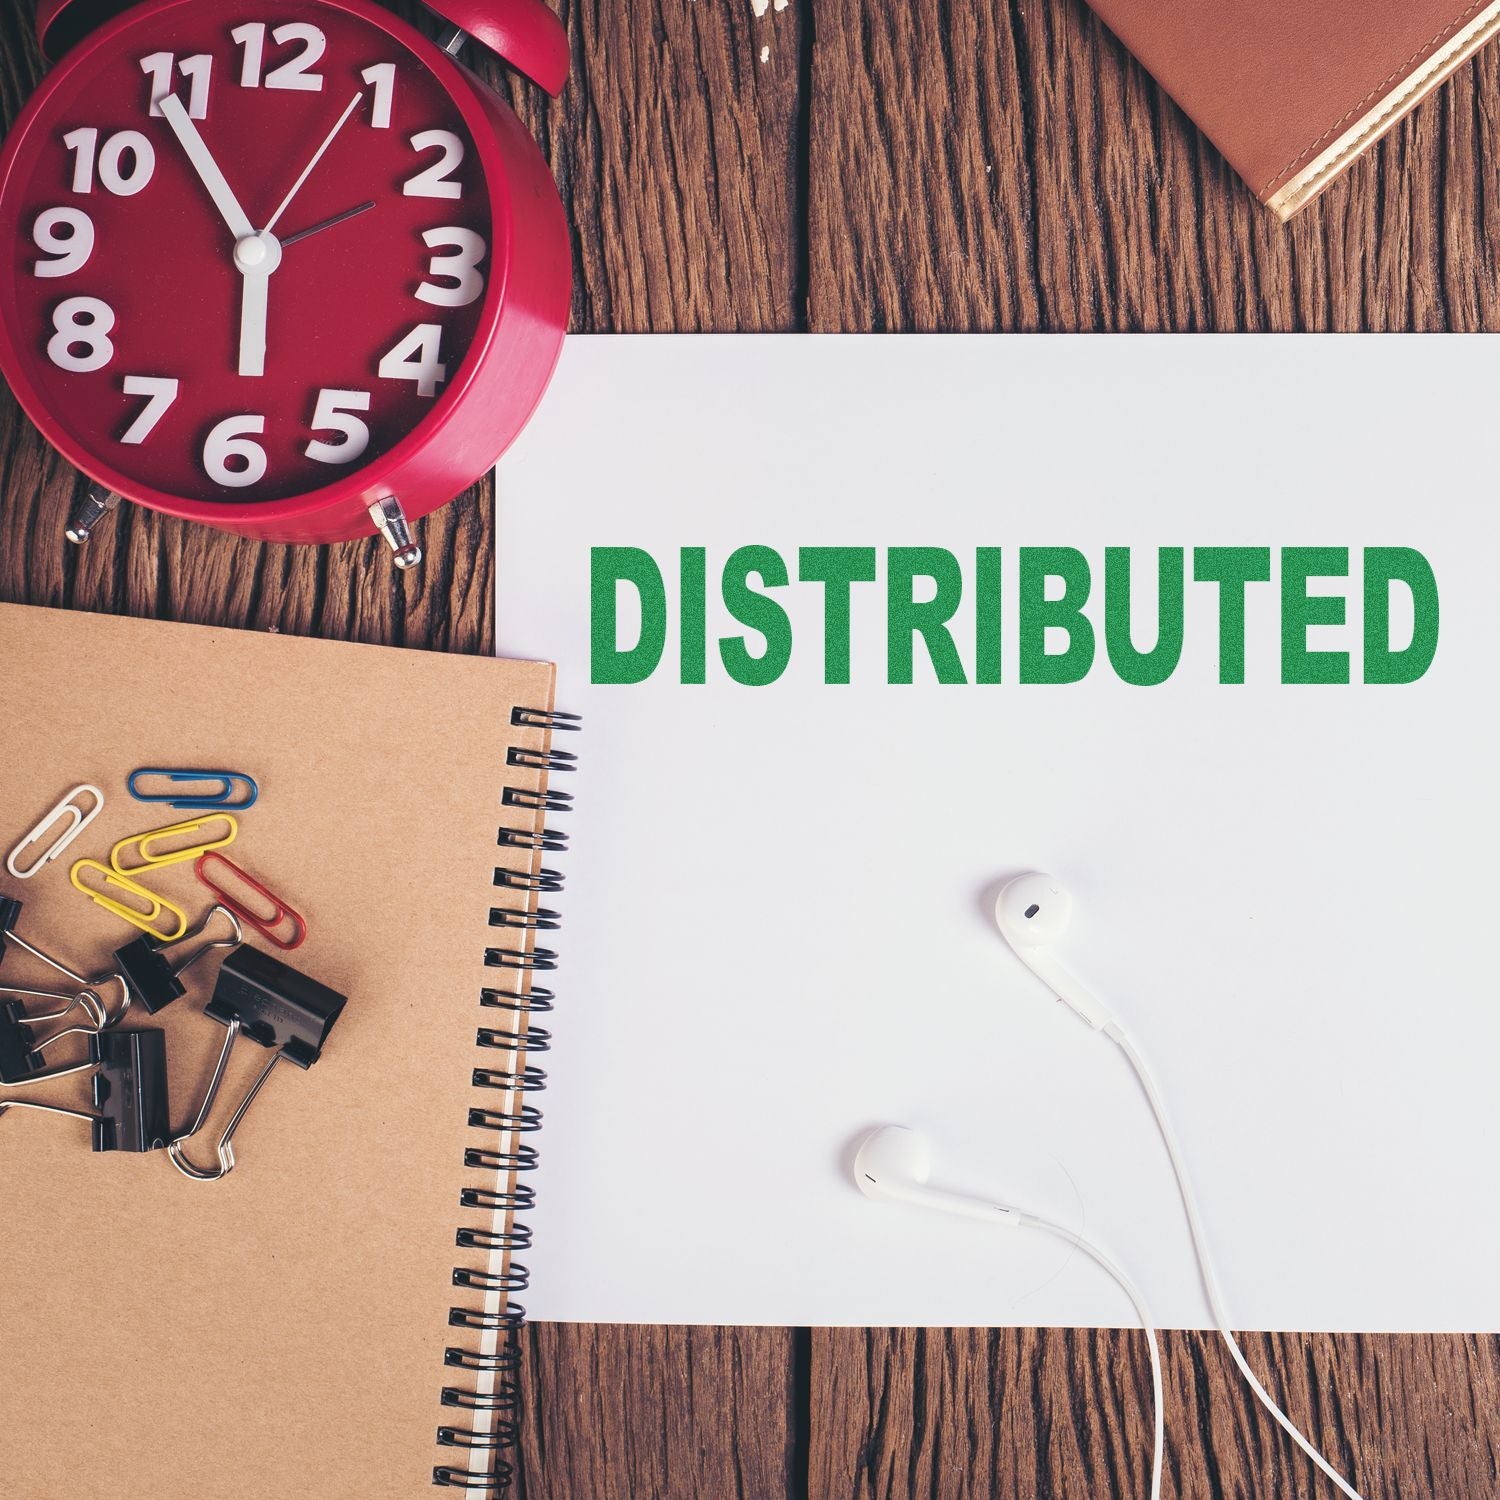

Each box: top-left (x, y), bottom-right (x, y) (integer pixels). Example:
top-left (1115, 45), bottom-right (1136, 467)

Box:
top-left (368, 496), bottom-right (423, 570)
top-left (438, 24), bottom-right (470, 55)
top-left (167, 1017), bottom-right (282, 1183)
top-left (65, 486), bottom-right (121, 546)
top-left (171, 905), bottom-right (245, 980)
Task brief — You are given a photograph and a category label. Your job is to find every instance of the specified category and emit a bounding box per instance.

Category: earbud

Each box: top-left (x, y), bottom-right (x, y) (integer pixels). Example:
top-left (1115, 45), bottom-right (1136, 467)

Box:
top-left (852, 1126), bottom-right (1019, 1226)
top-left (993, 872), bottom-right (1114, 1031)
top-left (854, 1122), bottom-right (1166, 1498)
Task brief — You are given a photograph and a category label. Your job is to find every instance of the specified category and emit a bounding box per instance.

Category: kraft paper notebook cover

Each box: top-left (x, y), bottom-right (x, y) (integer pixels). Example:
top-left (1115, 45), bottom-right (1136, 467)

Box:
top-left (1085, 0), bottom-right (1500, 218)
top-left (0, 604), bottom-right (570, 1499)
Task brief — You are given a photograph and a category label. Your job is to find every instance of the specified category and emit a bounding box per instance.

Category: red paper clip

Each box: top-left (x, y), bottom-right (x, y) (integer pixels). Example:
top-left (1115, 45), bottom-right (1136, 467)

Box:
top-left (193, 852), bottom-right (307, 951)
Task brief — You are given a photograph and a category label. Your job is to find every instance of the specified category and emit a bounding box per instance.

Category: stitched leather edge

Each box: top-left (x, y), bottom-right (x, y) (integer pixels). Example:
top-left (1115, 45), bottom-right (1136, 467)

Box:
top-left (1265, 0), bottom-right (1500, 217)
top-left (1258, 0), bottom-right (1487, 193)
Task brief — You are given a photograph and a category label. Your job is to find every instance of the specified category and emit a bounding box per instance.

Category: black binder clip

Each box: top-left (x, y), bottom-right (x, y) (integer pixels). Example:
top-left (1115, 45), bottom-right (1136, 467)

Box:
top-left (0, 985), bottom-right (113, 1083)
top-left (1, 897), bottom-right (135, 1080)
top-left (0, 1028), bottom-right (170, 1152)
top-left (111, 904), bottom-right (243, 1017)
top-left (167, 946), bottom-right (346, 1182)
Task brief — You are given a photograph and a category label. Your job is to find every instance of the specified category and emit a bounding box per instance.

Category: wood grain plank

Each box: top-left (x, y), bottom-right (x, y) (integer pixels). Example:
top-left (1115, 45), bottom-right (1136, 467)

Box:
top-left (812, 1328), bottom-right (1500, 1499)
top-left (9, 0), bottom-right (1500, 1494)
top-left (494, 0), bottom-right (805, 333)
top-left (519, 1323), bottom-right (798, 1499)
top-left (806, 0), bottom-right (1500, 1495)
top-left (807, 0), bottom-right (1500, 332)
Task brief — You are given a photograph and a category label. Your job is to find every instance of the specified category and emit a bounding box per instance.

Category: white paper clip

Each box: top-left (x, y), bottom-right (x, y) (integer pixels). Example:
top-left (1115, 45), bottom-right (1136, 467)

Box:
top-left (5, 785), bottom-right (105, 880)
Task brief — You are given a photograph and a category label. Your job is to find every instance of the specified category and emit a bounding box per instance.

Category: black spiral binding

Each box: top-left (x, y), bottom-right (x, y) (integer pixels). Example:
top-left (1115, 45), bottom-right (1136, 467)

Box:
top-left (433, 706), bottom-right (581, 1494)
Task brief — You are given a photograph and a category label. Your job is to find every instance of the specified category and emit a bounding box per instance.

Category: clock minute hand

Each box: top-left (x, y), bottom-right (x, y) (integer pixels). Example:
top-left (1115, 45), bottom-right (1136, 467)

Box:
top-left (158, 94), bottom-right (254, 243)
top-left (263, 90), bottom-right (366, 237)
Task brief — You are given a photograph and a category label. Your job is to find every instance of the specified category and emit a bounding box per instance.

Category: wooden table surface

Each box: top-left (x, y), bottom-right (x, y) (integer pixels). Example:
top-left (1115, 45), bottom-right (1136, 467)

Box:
top-left (5, 3), bottom-right (1500, 1496)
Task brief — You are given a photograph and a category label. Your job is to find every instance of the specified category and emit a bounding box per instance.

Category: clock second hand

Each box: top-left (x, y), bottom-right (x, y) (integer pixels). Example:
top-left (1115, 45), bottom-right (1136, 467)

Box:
top-left (280, 200), bottom-right (377, 249)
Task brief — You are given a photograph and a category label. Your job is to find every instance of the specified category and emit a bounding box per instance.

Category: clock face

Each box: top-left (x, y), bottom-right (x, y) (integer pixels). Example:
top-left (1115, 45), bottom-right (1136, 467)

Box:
top-left (0, 0), bottom-right (497, 507)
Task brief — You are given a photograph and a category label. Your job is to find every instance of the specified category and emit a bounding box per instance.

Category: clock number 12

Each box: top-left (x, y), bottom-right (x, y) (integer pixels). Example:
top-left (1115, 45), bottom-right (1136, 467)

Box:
top-left (231, 23), bottom-right (327, 91)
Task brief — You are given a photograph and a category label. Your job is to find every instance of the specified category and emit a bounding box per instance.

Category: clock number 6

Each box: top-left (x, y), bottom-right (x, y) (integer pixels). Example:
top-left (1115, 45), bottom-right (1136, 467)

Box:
top-left (48, 297), bottom-right (115, 374)
top-left (204, 415), bottom-right (268, 488)
top-left (306, 389), bottom-right (372, 465)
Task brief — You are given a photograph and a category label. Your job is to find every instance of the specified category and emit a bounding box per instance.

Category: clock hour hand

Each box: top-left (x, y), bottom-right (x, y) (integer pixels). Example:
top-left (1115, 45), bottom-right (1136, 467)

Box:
top-left (234, 232), bottom-right (281, 379)
top-left (158, 94), bottom-right (254, 243)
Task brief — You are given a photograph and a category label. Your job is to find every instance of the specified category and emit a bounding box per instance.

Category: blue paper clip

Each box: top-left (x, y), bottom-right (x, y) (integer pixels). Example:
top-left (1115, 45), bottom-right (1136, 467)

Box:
top-left (127, 769), bottom-right (259, 812)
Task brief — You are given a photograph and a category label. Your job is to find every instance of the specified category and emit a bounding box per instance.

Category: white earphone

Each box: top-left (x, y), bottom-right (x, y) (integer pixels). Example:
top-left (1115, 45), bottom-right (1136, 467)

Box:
top-left (852, 1124), bottom-right (1163, 1500)
top-left (854, 1125), bottom-right (1021, 1225)
top-left (989, 872), bottom-right (1369, 1500)
top-left (992, 872), bottom-right (1113, 1030)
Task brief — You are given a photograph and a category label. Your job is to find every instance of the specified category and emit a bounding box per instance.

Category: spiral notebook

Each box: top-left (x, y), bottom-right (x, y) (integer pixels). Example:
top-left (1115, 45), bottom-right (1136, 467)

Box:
top-left (0, 604), bottom-right (574, 1498)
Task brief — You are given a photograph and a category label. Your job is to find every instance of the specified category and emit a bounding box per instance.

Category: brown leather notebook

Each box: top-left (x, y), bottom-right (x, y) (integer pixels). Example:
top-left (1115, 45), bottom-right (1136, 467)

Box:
top-left (1085, 0), bottom-right (1500, 217)
top-left (0, 605), bottom-right (570, 1498)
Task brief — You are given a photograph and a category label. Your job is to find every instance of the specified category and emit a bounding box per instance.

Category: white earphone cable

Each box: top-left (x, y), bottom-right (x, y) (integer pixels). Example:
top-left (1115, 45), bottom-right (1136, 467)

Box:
top-left (1106, 1023), bottom-right (1365, 1500)
top-left (1021, 1213), bottom-right (1163, 1500)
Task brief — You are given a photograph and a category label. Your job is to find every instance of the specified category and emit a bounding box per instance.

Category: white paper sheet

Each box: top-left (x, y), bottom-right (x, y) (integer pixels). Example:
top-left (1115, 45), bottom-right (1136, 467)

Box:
top-left (496, 334), bottom-right (1500, 1330)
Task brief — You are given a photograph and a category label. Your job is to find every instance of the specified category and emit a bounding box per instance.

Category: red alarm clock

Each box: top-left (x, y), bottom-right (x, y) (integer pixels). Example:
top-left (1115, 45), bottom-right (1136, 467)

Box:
top-left (0, 0), bottom-right (571, 565)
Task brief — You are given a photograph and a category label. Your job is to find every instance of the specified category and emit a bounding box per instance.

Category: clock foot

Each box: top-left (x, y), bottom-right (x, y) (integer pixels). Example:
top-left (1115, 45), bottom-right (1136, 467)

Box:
top-left (368, 497), bottom-right (423, 570)
top-left (65, 486), bottom-right (121, 546)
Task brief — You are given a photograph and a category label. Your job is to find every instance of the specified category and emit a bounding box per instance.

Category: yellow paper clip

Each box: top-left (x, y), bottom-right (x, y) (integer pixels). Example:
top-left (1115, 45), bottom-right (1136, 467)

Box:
top-left (109, 814), bottom-right (238, 876)
top-left (69, 860), bottom-right (189, 943)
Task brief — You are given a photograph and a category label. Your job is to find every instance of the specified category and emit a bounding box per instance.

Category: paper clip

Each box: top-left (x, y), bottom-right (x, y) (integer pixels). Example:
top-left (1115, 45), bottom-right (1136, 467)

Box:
top-left (5, 785), bottom-right (104, 880)
top-left (69, 860), bottom-right (188, 943)
top-left (0, 1029), bottom-right (171, 1152)
top-left (128, 768), bottom-right (259, 811)
top-left (111, 905), bottom-right (243, 1017)
top-left (109, 814), bottom-right (238, 876)
top-left (194, 852), bottom-right (307, 951)
top-left (168, 946), bottom-right (346, 1182)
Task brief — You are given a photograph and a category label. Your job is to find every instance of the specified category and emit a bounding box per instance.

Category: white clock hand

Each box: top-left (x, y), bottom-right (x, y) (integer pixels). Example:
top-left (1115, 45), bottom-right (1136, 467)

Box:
top-left (234, 232), bottom-right (281, 379)
top-left (158, 94), bottom-right (255, 242)
top-left (159, 92), bottom-right (274, 378)
top-left (263, 90), bottom-right (366, 236)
